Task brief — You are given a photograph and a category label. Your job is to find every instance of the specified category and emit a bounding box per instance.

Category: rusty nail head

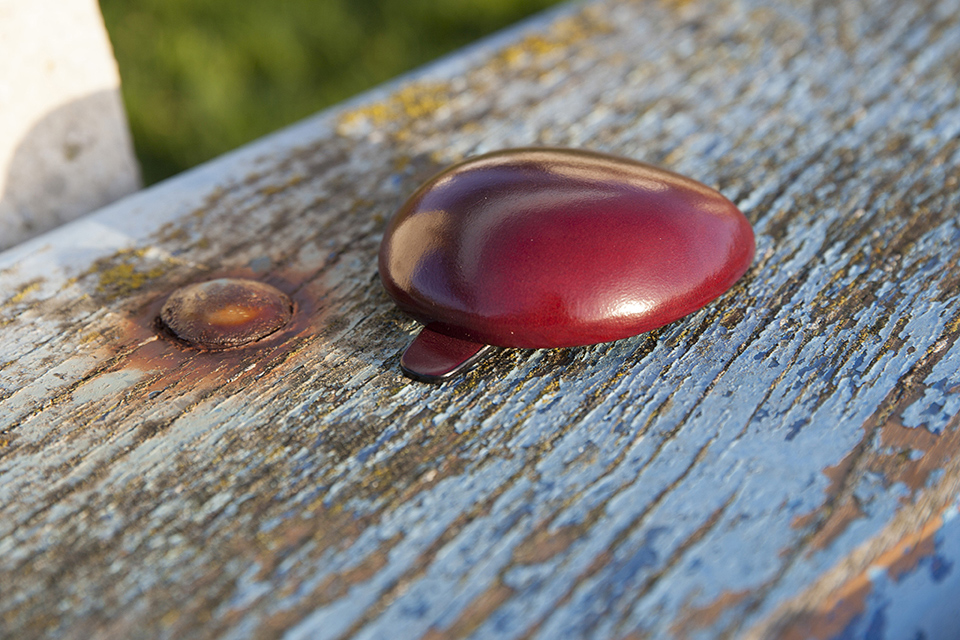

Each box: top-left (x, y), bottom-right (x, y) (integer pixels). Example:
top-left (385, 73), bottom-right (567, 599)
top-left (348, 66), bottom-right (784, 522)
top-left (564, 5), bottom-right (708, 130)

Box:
top-left (159, 278), bottom-right (293, 349)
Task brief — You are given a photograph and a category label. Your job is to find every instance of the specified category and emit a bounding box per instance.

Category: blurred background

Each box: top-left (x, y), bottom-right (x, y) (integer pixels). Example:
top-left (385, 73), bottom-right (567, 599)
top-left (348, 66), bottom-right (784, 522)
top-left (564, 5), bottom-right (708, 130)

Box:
top-left (98, 0), bottom-right (566, 185)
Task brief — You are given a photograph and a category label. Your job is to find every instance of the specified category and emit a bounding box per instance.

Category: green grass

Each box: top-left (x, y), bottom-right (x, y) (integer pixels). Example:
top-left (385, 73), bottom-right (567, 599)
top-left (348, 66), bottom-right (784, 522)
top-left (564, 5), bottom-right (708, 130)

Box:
top-left (98, 0), bottom-right (565, 184)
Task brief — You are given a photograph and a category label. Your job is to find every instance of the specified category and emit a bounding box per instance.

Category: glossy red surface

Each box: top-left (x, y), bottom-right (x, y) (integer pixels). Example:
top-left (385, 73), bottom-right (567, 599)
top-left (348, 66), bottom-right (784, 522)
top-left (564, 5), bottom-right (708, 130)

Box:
top-left (399, 327), bottom-right (492, 382)
top-left (379, 148), bottom-right (755, 377)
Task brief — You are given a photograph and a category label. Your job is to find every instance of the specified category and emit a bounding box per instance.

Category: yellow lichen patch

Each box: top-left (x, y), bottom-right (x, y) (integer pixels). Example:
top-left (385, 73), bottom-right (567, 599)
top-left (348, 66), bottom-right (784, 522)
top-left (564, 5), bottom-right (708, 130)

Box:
top-left (161, 610), bottom-right (181, 627)
top-left (337, 81), bottom-right (454, 135)
top-left (257, 172), bottom-right (307, 195)
top-left (494, 12), bottom-right (614, 69)
top-left (98, 263), bottom-right (166, 296)
top-left (395, 84), bottom-right (450, 119)
top-left (87, 249), bottom-right (173, 302)
top-left (156, 222), bottom-right (189, 244)
top-left (658, 0), bottom-right (697, 10)
top-left (947, 310), bottom-right (960, 335)
top-left (1, 280), bottom-right (46, 326)
top-left (339, 102), bottom-right (392, 130)
top-left (259, 184), bottom-right (285, 196)
top-left (498, 33), bottom-right (566, 67)
top-left (5, 279), bottom-right (43, 306)
top-left (337, 9), bottom-right (612, 138)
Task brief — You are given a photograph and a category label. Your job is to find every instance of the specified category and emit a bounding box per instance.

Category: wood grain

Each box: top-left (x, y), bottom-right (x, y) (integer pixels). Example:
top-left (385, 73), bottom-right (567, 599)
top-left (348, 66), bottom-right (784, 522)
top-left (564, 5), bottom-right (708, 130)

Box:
top-left (2, 0), bottom-right (960, 638)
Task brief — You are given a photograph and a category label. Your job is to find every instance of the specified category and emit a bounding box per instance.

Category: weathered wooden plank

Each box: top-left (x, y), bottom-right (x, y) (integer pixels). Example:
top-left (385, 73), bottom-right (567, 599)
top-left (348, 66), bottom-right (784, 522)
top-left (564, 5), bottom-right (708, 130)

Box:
top-left (0, 0), bottom-right (140, 250)
top-left (2, 0), bottom-right (960, 638)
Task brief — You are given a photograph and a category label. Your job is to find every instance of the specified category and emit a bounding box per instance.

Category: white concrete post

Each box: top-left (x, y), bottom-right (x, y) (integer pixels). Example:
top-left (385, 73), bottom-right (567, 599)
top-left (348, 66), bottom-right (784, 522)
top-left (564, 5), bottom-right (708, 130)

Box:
top-left (0, 0), bottom-right (140, 251)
